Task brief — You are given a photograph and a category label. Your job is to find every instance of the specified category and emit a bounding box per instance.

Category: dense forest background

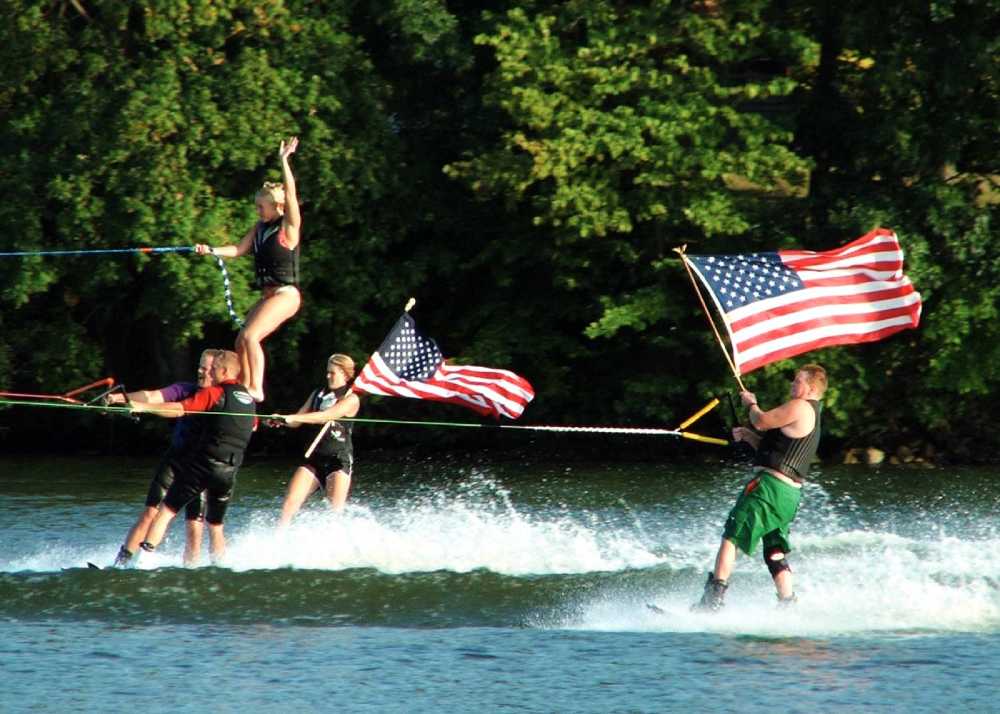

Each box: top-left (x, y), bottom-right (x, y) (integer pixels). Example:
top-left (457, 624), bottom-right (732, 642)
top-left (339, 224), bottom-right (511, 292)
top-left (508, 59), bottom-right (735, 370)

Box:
top-left (1, 0), bottom-right (997, 463)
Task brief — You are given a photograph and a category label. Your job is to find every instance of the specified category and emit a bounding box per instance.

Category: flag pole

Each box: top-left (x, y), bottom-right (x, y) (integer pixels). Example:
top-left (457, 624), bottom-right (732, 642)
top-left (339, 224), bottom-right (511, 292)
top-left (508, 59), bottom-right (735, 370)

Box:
top-left (673, 246), bottom-right (746, 392)
top-left (303, 421), bottom-right (331, 458)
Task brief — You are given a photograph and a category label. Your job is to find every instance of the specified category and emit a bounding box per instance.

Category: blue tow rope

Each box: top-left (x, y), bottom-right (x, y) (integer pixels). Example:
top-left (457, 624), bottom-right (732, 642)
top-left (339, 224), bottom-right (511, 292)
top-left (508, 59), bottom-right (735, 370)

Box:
top-left (0, 246), bottom-right (195, 257)
top-left (212, 254), bottom-right (245, 327)
top-left (2, 244), bottom-right (243, 326)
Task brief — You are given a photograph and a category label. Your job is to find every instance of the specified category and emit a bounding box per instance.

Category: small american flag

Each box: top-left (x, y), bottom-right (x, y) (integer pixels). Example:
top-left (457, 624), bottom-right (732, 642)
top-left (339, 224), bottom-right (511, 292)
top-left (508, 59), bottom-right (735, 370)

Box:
top-left (686, 228), bottom-right (922, 374)
top-left (353, 313), bottom-right (535, 419)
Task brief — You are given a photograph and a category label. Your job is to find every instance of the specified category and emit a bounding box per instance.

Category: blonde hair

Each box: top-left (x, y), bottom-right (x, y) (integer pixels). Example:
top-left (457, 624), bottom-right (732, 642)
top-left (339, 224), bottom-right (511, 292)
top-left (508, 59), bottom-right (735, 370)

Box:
top-left (216, 350), bottom-right (242, 379)
top-left (255, 181), bottom-right (285, 207)
top-left (327, 353), bottom-right (356, 381)
top-left (799, 363), bottom-right (828, 396)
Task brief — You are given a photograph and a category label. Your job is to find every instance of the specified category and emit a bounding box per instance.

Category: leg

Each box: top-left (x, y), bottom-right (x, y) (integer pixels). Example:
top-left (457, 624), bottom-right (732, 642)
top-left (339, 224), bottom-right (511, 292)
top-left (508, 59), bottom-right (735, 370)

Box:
top-left (143, 466), bottom-right (203, 554)
top-left (324, 470), bottom-right (351, 512)
top-left (773, 567), bottom-right (794, 601)
top-left (117, 456), bottom-right (177, 565)
top-left (713, 538), bottom-right (737, 581)
top-left (208, 523), bottom-right (226, 563)
top-left (762, 533), bottom-right (795, 602)
top-left (121, 506), bottom-right (158, 557)
top-left (202, 466), bottom-right (236, 562)
top-left (236, 289), bottom-right (301, 401)
top-left (142, 503), bottom-right (179, 550)
top-left (183, 518), bottom-right (205, 566)
top-left (693, 538), bottom-right (735, 612)
top-left (182, 491), bottom-right (208, 566)
top-left (278, 466), bottom-right (320, 527)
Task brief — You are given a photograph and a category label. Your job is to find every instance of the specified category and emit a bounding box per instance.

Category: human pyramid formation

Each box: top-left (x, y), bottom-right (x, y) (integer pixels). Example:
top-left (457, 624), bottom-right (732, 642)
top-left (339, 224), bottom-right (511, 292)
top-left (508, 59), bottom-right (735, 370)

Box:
top-left (108, 137), bottom-right (361, 567)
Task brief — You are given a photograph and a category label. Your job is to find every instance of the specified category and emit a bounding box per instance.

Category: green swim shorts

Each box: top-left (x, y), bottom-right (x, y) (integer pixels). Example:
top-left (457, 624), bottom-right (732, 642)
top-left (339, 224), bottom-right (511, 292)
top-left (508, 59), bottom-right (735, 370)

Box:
top-left (722, 470), bottom-right (802, 556)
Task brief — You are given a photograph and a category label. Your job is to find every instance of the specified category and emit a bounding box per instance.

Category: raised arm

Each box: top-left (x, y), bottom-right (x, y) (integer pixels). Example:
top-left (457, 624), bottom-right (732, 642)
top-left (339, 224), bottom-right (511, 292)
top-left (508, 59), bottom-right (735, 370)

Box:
top-left (279, 137), bottom-right (301, 245)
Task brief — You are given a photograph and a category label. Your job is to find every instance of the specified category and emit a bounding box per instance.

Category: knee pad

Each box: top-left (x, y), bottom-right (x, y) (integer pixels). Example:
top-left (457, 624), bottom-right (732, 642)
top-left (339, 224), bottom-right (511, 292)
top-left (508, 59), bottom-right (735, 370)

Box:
top-left (763, 546), bottom-right (791, 578)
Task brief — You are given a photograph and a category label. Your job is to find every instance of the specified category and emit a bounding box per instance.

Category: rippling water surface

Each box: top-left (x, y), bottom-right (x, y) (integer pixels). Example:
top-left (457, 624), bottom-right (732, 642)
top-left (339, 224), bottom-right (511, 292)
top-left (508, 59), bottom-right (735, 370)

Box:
top-left (1, 453), bottom-right (998, 712)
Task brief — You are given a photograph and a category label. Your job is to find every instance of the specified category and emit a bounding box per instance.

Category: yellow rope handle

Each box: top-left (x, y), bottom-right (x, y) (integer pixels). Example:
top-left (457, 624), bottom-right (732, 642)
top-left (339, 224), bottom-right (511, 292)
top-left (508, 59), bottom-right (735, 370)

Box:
top-left (679, 431), bottom-right (729, 446)
top-left (676, 397), bottom-right (719, 431)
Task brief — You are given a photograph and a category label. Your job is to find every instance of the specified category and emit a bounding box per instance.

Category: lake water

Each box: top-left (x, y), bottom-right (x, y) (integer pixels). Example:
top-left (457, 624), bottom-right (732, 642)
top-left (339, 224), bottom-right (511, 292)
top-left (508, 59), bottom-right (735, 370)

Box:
top-left (1, 452), bottom-right (998, 712)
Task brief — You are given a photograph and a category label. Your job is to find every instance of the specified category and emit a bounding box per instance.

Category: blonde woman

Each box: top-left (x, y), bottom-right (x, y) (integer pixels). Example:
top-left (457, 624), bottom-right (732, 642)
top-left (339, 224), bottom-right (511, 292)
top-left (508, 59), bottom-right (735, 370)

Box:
top-left (195, 137), bottom-right (302, 402)
top-left (272, 354), bottom-right (361, 526)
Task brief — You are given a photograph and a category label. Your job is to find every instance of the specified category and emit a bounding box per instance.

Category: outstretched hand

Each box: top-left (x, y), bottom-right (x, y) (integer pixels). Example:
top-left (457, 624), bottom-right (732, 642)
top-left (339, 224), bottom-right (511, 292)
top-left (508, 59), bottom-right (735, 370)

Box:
top-left (265, 414), bottom-right (289, 428)
top-left (194, 244), bottom-right (215, 255)
top-left (279, 136), bottom-right (299, 160)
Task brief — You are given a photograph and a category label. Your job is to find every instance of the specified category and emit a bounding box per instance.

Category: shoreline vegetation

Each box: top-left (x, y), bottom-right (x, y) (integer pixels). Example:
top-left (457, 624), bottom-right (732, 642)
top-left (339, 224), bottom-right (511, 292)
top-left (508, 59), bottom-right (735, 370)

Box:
top-left (1, 2), bottom-right (997, 462)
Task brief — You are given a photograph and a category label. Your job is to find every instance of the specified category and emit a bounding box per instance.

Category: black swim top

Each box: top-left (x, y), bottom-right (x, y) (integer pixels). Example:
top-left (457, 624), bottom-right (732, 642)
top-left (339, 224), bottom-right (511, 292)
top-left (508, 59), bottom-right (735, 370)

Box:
top-left (252, 218), bottom-right (299, 288)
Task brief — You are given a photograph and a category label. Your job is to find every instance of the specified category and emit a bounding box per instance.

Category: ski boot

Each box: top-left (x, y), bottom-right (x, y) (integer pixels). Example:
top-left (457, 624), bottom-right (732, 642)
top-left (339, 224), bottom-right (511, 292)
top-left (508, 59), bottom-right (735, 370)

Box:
top-left (692, 573), bottom-right (728, 612)
top-left (112, 545), bottom-right (134, 569)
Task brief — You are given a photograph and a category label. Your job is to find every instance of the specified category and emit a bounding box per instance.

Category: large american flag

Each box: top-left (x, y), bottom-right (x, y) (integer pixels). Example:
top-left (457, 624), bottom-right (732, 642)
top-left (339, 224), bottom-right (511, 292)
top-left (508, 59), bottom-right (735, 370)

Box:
top-left (686, 228), bottom-right (922, 374)
top-left (352, 313), bottom-right (535, 419)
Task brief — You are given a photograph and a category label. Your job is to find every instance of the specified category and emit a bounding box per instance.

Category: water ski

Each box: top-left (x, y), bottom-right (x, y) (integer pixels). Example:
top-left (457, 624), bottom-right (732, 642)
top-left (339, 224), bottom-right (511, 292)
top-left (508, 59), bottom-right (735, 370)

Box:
top-left (646, 603), bottom-right (666, 615)
top-left (87, 562), bottom-right (101, 570)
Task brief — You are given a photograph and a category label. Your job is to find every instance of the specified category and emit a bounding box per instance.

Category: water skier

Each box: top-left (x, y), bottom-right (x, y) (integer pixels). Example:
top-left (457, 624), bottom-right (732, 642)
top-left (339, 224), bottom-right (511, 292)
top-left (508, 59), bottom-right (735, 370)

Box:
top-left (271, 354), bottom-right (361, 526)
top-left (195, 137), bottom-right (302, 403)
top-left (106, 348), bottom-right (222, 567)
top-left (694, 363), bottom-right (826, 611)
top-left (130, 351), bottom-right (257, 563)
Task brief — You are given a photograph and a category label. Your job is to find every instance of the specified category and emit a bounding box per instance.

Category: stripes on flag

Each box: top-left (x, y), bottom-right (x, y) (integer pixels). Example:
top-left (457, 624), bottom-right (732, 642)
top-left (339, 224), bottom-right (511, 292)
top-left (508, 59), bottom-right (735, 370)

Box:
top-left (352, 314), bottom-right (535, 419)
top-left (687, 228), bottom-right (922, 374)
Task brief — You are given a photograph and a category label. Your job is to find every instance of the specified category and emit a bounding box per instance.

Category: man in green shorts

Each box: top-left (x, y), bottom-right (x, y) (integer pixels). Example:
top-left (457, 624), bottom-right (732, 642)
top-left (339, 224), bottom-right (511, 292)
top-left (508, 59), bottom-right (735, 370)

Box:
top-left (695, 364), bottom-right (827, 611)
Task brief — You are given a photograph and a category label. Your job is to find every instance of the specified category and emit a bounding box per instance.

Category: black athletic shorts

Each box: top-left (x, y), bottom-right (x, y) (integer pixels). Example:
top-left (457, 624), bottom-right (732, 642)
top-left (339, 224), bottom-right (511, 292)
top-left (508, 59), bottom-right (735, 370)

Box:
top-left (145, 451), bottom-right (206, 521)
top-left (305, 450), bottom-right (353, 489)
top-left (162, 454), bottom-right (240, 526)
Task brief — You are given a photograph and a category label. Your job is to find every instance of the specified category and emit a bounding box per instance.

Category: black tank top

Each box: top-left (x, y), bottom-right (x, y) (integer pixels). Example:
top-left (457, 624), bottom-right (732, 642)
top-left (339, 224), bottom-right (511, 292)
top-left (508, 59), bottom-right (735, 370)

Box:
top-left (755, 400), bottom-right (821, 481)
top-left (253, 218), bottom-right (299, 288)
top-left (309, 384), bottom-right (354, 461)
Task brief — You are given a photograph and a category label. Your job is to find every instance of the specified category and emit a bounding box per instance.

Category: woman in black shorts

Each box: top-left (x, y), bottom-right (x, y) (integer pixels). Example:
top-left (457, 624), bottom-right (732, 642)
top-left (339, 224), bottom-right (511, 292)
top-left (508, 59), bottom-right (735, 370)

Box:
top-left (273, 354), bottom-right (360, 526)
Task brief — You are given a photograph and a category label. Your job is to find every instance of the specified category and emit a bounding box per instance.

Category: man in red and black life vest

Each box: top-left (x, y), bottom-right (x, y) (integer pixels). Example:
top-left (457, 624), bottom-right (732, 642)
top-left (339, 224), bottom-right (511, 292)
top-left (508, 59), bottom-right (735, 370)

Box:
top-left (106, 348), bottom-right (222, 568)
top-left (129, 350), bottom-right (257, 564)
top-left (694, 364), bottom-right (826, 612)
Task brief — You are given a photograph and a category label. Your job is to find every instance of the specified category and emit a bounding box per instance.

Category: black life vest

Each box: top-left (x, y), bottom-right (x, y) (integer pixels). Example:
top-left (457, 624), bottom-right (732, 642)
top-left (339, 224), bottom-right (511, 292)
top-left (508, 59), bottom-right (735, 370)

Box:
top-left (198, 383), bottom-right (256, 463)
top-left (253, 218), bottom-right (299, 288)
top-left (309, 384), bottom-right (354, 461)
top-left (755, 400), bottom-right (822, 481)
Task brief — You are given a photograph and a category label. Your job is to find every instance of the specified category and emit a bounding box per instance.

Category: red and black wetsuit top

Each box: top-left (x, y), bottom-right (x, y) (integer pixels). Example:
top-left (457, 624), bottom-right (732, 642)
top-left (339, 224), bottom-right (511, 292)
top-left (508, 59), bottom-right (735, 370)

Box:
top-left (755, 400), bottom-right (822, 482)
top-left (252, 217), bottom-right (299, 289)
top-left (180, 380), bottom-right (257, 463)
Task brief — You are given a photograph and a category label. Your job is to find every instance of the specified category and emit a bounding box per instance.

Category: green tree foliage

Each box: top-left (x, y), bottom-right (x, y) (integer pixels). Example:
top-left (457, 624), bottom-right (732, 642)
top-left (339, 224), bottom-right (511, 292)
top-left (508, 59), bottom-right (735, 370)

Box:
top-left (782, 0), bottom-right (1000, 458)
top-left (1, 0), bottom-right (997, 460)
top-left (445, 0), bottom-right (816, 423)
